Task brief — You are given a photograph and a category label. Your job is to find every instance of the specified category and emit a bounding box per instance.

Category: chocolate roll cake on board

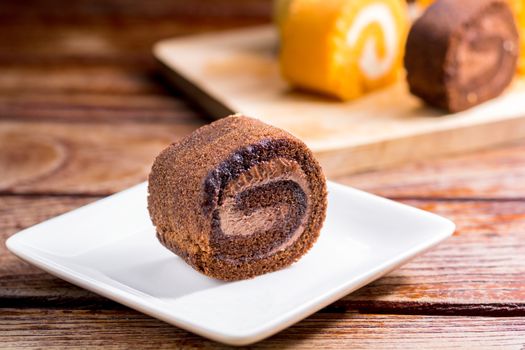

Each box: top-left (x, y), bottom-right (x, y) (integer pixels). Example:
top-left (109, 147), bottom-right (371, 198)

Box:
top-left (404, 0), bottom-right (519, 112)
top-left (148, 115), bottom-right (327, 281)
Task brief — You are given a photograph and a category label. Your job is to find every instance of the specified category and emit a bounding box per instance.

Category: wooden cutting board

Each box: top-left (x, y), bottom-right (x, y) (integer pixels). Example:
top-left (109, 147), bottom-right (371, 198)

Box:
top-left (154, 25), bottom-right (525, 177)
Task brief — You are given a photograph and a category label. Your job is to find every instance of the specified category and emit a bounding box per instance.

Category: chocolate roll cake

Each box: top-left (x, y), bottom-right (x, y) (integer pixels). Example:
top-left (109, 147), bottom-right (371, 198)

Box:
top-left (148, 115), bottom-right (327, 281)
top-left (404, 0), bottom-right (519, 112)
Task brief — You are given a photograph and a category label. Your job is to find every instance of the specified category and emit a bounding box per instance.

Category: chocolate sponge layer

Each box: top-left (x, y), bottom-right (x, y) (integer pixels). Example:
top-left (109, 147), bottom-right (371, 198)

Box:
top-left (148, 115), bottom-right (327, 281)
top-left (405, 0), bottom-right (519, 112)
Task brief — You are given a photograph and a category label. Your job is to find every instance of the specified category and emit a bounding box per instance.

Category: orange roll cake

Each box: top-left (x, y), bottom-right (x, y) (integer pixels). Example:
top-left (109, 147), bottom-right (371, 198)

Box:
top-left (509, 0), bottom-right (525, 74)
top-left (280, 0), bottom-right (409, 100)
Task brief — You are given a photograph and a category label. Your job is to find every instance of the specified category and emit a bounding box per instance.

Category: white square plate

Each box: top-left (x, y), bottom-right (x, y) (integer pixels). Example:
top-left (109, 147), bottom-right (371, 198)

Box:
top-left (6, 181), bottom-right (454, 345)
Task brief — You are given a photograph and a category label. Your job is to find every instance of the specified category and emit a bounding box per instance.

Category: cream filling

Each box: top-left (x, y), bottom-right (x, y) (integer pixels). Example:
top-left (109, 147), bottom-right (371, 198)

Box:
top-left (218, 157), bottom-right (311, 256)
top-left (346, 3), bottom-right (398, 80)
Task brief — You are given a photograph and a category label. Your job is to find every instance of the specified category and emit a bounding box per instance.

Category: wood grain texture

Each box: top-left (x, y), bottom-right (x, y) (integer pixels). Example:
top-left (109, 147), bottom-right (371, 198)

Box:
top-left (3, 117), bottom-right (525, 197)
top-left (0, 16), bottom-right (268, 70)
top-left (155, 26), bottom-right (525, 177)
top-left (0, 121), bottom-right (201, 195)
top-left (346, 200), bottom-right (525, 313)
top-left (0, 90), bottom-right (201, 123)
top-left (341, 141), bottom-right (525, 199)
top-left (1, 309), bottom-right (525, 349)
top-left (0, 0), bottom-right (272, 21)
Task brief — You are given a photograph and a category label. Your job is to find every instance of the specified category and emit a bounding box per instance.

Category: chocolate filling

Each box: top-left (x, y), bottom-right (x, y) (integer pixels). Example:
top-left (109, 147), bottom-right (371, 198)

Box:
top-left (204, 139), bottom-right (312, 264)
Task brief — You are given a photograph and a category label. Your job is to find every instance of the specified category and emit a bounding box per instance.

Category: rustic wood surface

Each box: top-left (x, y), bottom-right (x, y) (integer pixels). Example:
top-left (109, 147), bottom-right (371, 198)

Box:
top-left (3, 309), bottom-right (525, 349)
top-left (1, 0), bottom-right (525, 348)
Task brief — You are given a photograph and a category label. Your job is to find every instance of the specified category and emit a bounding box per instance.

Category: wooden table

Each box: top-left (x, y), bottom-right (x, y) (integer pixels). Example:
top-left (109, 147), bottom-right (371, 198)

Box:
top-left (1, 1), bottom-right (525, 348)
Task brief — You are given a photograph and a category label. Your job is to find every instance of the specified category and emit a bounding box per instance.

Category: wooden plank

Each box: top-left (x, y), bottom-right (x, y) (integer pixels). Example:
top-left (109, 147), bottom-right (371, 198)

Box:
top-left (0, 19), bottom-right (267, 69)
top-left (3, 196), bottom-right (525, 313)
top-left (0, 120), bottom-right (202, 195)
top-left (0, 67), bottom-right (169, 95)
top-left (0, 0), bottom-right (272, 21)
top-left (345, 200), bottom-right (525, 313)
top-left (2, 120), bottom-right (524, 198)
top-left (1, 308), bottom-right (524, 348)
top-left (0, 92), bottom-right (200, 123)
top-left (155, 25), bottom-right (525, 177)
top-left (340, 140), bottom-right (525, 199)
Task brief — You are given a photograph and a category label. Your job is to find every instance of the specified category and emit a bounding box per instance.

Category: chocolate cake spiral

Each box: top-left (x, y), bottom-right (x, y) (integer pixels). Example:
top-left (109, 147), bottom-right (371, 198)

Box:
top-left (148, 115), bottom-right (327, 281)
top-left (404, 0), bottom-right (519, 112)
